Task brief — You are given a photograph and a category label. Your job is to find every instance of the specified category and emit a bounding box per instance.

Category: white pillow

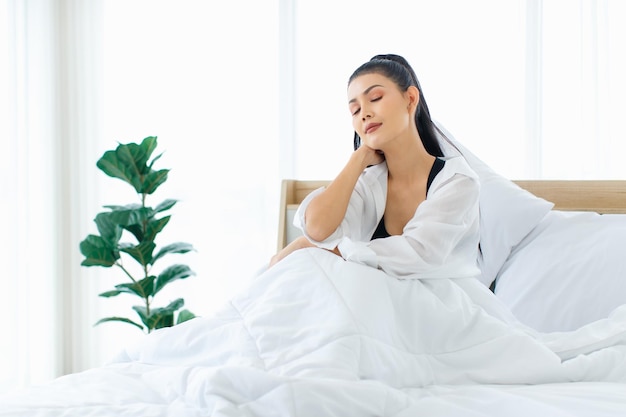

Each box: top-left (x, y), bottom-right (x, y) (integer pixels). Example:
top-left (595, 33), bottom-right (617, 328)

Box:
top-left (434, 122), bottom-right (554, 287)
top-left (495, 210), bottom-right (626, 332)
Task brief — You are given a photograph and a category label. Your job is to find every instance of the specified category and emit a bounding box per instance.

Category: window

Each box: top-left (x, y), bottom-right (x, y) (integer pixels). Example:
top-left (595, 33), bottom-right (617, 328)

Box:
top-left (290, 0), bottom-right (626, 180)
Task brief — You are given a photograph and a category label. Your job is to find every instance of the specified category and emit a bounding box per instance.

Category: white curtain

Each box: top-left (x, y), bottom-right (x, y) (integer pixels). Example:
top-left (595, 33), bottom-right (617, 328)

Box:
top-left (1, 0), bottom-right (106, 392)
top-left (2, 0), bottom-right (625, 394)
top-left (539, 0), bottom-right (626, 179)
top-left (2, 0), bottom-right (61, 392)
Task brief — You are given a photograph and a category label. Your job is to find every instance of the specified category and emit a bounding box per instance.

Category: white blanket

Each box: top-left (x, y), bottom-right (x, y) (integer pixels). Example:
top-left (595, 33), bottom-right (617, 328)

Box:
top-left (2, 248), bottom-right (626, 416)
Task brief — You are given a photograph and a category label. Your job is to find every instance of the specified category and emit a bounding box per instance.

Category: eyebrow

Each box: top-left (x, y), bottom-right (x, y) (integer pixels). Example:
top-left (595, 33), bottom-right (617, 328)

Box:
top-left (348, 84), bottom-right (384, 104)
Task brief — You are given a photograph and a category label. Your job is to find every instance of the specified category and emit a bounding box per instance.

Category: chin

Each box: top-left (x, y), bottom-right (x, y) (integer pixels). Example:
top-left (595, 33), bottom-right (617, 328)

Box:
top-left (365, 136), bottom-right (387, 150)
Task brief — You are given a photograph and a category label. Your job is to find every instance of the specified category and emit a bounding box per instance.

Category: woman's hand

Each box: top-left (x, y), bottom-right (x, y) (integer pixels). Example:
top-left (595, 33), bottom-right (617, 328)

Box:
top-left (269, 236), bottom-right (314, 268)
top-left (269, 236), bottom-right (342, 268)
top-left (355, 143), bottom-right (385, 168)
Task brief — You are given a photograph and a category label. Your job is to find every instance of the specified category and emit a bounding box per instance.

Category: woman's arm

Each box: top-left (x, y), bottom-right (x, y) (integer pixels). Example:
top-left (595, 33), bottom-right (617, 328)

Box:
top-left (269, 236), bottom-right (341, 268)
top-left (270, 145), bottom-right (382, 268)
top-left (304, 145), bottom-right (383, 242)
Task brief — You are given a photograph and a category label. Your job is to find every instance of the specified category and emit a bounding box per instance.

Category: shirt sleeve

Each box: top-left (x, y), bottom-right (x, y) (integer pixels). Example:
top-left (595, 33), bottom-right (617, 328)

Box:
top-left (293, 166), bottom-right (384, 250)
top-left (338, 169), bottom-right (480, 279)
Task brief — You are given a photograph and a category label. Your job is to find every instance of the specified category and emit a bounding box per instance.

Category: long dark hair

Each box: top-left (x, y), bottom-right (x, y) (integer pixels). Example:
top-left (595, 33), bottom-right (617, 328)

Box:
top-left (349, 54), bottom-right (444, 157)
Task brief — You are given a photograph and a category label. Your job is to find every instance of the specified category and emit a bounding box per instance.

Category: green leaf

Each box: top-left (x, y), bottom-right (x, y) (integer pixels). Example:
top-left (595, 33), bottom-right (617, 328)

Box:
top-left (122, 215), bottom-right (170, 243)
top-left (113, 275), bottom-right (156, 298)
top-left (148, 151), bottom-right (164, 170)
top-left (124, 224), bottom-right (145, 242)
top-left (119, 241), bottom-right (156, 266)
top-left (133, 298), bottom-right (184, 331)
top-left (96, 137), bottom-right (159, 193)
top-left (132, 305), bottom-right (150, 327)
top-left (139, 136), bottom-right (158, 164)
top-left (144, 216), bottom-right (170, 242)
top-left (97, 149), bottom-right (143, 193)
top-left (162, 298), bottom-right (185, 312)
top-left (105, 205), bottom-right (154, 228)
top-left (141, 169), bottom-right (169, 195)
top-left (154, 199), bottom-right (177, 213)
top-left (152, 242), bottom-right (195, 264)
top-left (94, 316), bottom-right (145, 331)
top-left (115, 138), bottom-right (155, 177)
top-left (104, 203), bottom-right (141, 211)
top-left (176, 309), bottom-right (196, 325)
top-left (153, 264), bottom-right (195, 296)
top-left (94, 212), bottom-right (123, 247)
top-left (79, 235), bottom-right (119, 267)
top-left (152, 312), bottom-right (174, 330)
top-left (98, 289), bottom-right (122, 298)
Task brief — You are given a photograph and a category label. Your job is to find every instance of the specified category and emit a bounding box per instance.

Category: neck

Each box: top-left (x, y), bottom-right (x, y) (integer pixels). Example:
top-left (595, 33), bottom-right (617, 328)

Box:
top-left (384, 133), bottom-right (435, 183)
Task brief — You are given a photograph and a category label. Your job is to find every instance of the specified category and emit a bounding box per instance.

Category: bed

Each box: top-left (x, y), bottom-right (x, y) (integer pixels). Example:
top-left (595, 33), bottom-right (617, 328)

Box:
top-left (1, 125), bottom-right (625, 416)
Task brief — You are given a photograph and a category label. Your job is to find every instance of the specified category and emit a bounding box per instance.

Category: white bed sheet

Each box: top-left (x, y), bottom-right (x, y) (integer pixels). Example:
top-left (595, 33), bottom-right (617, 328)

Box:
top-left (1, 248), bottom-right (625, 416)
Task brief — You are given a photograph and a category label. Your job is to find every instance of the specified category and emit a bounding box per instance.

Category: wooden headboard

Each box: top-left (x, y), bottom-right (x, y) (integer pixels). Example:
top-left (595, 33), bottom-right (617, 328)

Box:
top-left (277, 179), bottom-right (626, 251)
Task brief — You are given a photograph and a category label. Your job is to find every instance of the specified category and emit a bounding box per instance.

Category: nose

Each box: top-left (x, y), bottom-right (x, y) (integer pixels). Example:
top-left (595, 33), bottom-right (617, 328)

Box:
top-left (361, 105), bottom-right (372, 121)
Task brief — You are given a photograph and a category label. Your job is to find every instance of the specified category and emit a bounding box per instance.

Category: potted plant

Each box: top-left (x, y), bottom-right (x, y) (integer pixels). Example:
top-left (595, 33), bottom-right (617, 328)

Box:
top-left (79, 136), bottom-right (196, 333)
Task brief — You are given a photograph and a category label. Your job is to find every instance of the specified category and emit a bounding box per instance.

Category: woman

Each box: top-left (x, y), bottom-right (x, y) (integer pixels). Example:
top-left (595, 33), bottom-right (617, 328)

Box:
top-left (271, 54), bottom-right (480, 280)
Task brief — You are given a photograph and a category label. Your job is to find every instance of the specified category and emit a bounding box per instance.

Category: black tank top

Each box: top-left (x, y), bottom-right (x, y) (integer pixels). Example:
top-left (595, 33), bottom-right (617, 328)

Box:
top-left (371, 158), bottom-right (445, 240)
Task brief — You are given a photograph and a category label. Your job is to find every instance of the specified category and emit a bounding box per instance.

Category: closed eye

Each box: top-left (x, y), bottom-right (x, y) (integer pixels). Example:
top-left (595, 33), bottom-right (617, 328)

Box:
top-left (350, 95), bottom-right (381, 116)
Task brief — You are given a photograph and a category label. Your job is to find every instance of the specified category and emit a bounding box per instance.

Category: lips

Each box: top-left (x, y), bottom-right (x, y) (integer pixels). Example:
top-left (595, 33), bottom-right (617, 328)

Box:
top-left (365, 123), bottom-right (382, 134)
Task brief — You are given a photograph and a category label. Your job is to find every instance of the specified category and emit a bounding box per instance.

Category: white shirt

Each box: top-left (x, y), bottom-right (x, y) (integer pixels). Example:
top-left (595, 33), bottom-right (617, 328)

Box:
top-left (294, 155), bottom-right (481, 280)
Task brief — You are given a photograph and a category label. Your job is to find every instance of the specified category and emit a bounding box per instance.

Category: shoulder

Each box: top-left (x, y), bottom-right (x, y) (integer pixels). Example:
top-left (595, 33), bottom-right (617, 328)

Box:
top-left (431, 156), bottom-right (479, 192)
top-left (440, 155), bottom-right (478, 179)
top-left (439, 155), bottom-right (478, 182)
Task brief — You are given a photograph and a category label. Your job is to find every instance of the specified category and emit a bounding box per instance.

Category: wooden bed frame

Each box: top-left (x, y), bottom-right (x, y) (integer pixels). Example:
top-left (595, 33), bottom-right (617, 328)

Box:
top-left (277, 179), bottom-right (626, 251)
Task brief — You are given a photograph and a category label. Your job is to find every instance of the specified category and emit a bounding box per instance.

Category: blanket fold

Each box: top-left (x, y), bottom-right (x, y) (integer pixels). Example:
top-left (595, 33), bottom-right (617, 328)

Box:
top-left (2, 247), bottom-right (625, 416)
top-left (123, 248), bottom-right (626, 387)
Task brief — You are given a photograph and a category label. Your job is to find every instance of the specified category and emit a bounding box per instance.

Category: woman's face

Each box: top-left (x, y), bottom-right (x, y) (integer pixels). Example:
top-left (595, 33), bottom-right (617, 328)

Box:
top-left (347, 72), bottom-right (416, 150)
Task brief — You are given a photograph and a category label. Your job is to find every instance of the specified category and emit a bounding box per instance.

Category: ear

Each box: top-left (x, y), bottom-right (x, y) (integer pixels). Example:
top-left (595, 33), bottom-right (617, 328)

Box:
top-left (406, 85), bottom-right (420, 112)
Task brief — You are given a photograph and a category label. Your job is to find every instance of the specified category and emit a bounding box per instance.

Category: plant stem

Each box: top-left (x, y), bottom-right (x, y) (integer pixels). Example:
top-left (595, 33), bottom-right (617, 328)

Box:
top-left (117, 261), bottom-right (151, 332)
top-left (117, 262), bottom-right (138, 284)
top-left (145, 297), bottom-right (151, 332)
top-left (139, 191), bottom-right (151, 327)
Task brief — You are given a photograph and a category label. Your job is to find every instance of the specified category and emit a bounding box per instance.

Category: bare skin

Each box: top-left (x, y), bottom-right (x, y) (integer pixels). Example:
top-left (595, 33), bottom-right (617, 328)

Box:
top-left (269, 72), bottom-right (435, 268)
